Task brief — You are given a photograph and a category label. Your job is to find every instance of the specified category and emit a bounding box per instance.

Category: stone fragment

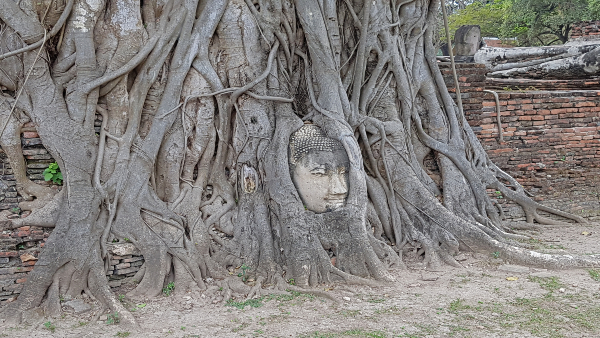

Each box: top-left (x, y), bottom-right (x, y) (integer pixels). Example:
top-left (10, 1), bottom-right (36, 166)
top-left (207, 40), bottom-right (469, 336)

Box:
top-left (498, 264), bottom-right (530, 273)
top-left (108, 243), bottom-right (140, 256)
top-left (454, 25), bottom-right (481, 56)
top-left (530, 271), bottom-right (553, 278)
top-left (20, 253), bottom-right (37, 262)
top-left (63, 299), bottom-right (91, 314)
top-left (454, 254), bottom-right (468, 262)
top-left (421, 274), bottom-right (438, 281)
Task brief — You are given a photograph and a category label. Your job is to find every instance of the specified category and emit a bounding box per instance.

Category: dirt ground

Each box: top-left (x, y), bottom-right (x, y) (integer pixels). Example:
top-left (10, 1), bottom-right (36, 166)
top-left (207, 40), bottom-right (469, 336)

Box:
top-left (1, 221), bottom-right (600, 338)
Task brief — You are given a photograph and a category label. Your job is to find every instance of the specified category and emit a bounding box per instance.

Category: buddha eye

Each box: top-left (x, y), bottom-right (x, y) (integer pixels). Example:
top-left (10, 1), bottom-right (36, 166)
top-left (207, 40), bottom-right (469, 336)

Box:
top-left (310, 168), bottom-right (327, 176)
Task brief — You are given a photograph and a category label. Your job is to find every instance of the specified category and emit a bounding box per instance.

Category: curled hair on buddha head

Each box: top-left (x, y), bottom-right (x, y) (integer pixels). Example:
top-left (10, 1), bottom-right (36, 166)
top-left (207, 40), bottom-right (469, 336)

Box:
top-left (289, 123), bottom-right (345, 166)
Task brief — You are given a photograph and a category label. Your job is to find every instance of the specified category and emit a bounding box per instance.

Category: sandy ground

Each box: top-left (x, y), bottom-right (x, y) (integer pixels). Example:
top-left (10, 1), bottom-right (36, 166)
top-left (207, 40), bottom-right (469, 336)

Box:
top-left (1, 221), bottom-right (600, 338)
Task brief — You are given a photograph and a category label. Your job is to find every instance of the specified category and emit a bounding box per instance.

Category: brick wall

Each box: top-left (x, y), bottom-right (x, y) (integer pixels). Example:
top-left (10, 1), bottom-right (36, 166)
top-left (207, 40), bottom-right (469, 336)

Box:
top-left (0, 119), bottom-right (143, 304)
top-left (570, 21), bottom-right (600, 40)
top-left (442, 62), bottom-right (600, 220)
top-left (486, 78), bottom-right (600, 91)
top-left (0, 225), bottom-right (50, 303)
top-left (439, 62), bottom-right (487, 114)
top-left (0, 124), bottom-right (53, 211)
top-left (476, 90), bottom-right (600, 219)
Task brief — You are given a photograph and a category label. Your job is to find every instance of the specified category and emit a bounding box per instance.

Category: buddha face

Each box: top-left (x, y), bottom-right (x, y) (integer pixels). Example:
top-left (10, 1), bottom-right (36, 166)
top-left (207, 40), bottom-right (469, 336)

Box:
top-left (289, 125), bottom-right (350, 213)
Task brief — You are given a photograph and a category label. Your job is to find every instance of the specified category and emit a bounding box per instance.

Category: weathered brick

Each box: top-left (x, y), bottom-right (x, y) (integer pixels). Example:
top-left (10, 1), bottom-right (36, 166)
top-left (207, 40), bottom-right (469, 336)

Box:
top-left (0, 252), bottom-right (18, 258)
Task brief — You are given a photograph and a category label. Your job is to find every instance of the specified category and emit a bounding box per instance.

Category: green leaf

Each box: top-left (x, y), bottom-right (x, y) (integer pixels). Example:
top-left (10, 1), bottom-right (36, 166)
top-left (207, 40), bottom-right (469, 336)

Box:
top-left (44, 173), bottom-right (53, 181)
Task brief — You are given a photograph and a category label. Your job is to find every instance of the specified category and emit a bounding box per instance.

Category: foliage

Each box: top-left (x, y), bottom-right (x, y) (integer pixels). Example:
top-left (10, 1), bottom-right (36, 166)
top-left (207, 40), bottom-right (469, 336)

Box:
top-left (442, 0), bottom-right (507, 41)
top-left (43, 321), bottom-right (55, 333)
top-left (527, 276), bottom-right (564, 291)
top-left (43, 162), bottom-right (63, 185)
top-left (237, 264), bottom-right (251, 282)
top-left (503, 0), bottom-right (591, 45)
top-left (445, 0), bottom-right (600, 46)
top-left (226, 298), bottom-right (264, 310)
top-left (588, 269), bottom-right (600, 281)
top-left (106, 312), bottom-right (120, 325)
top-left (591, 0), bottom-right (600, 18)
top-left (162, 282), bottom-right (175, 296)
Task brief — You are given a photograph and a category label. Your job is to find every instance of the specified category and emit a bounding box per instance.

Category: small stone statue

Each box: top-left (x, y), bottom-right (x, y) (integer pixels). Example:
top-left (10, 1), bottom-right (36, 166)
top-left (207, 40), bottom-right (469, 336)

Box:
top-left (289, 124), bottom-right (349, 213)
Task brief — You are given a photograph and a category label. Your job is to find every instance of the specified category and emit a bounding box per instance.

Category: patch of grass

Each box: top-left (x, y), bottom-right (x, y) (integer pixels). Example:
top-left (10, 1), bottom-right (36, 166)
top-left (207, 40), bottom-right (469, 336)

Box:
top-left (162, 281), bottom-right (175, 296)
top-left (448, 298), bottom-right (470, 313)
top-left (342, 329), bottom-right (386, 337)
top-left (300, 330), bottom-right (386, 338)
top-left (527, 276), bottom-right (564, 292)
top-left (396, 324), bottom-right (436, 338)
top-left (232, 322), bottom-right (250, 332)
top-left (115, 332), bottom-right (130, 337)
top-left (588, 269), bottom-right (600, 282)
top-left (227, 290), bottom-right (318, 310)
top-left (374, 306), bottom-right (404, 315)
top-left (366, 298), bottom-right (386, 303)
top-left (226, 298), bottom-right (264, 310)
top-left (340, 309), bottom-right (360, 317)
top-left (520, 238), bottom-right (566, 251)
top-left (106, 312), bottom-right (120, 325)
top-left (448, 325), bottom-right (470, 337)
top-left (299, 332), bottom-right (336, 338)
top-left (43, 321), bottom-right (56, 333)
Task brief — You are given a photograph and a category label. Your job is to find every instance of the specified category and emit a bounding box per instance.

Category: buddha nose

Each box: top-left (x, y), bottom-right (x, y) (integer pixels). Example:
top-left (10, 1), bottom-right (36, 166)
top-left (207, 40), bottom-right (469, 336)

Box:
top-left (330, 173), bottom-right (348, 195)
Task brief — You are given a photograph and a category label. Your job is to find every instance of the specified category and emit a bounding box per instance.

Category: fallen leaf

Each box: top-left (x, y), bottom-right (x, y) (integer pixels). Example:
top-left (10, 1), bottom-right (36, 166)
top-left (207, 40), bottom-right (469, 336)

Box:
top-left (582, 232), bottom-right (590, 236)
top-left (506, 276), bottom-right (519, 281)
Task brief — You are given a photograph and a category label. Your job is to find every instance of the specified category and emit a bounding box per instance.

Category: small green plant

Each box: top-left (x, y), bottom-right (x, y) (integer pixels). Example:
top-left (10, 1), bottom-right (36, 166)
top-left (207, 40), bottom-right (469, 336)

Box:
top-left (16, 243), bottom-right (25, 250)
top-left (10, 207), bottom-right (20, 214)
top-left (287, 278), bottom-right (296, 285)
top-left (492, 251), bottom-right (500, 259)
top-left (43, 162), bottom-right (63, 185)
top-left (115, 332), bottom-right (130, 337)
top-left (118, 294), bottom-right (125, 302)
top-left (588, 269), bottom-right (600, 282)
top-left (448, 298), bottom-right (470, 313)
top-left (226, 298), bottom-right (264, 310)
top-left (163, 281), bottom-right (175, 296)
top-left (527, 276), bottom-right (564, 292)
top-left (123, 238), bottom-right (130, 242)
top-left (237, 264), bottom-right (251, 282)
top-left (106, 312), bottom-right (120, 325)
top-left (43, 321), bottom-right (56, 333)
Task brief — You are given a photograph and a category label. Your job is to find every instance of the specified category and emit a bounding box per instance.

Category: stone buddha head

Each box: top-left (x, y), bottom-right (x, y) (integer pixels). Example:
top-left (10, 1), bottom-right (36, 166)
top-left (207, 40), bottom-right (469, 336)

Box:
top-left (289, 124), bottom-right (349, 213)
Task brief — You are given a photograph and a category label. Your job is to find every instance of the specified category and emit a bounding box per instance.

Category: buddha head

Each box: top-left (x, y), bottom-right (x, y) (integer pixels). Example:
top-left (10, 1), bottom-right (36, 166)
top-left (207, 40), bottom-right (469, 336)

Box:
top-left (289, 124), bottom-right (349, 213)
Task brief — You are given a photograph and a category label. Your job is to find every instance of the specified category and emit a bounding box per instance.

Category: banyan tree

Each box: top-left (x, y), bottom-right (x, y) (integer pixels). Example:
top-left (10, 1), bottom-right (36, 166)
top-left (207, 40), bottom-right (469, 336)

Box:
top-left (0, 0), bottom-right (598, 327)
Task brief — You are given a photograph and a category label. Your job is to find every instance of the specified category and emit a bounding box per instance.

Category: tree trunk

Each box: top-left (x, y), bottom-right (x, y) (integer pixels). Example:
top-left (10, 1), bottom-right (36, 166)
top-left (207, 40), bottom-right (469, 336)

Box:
top-left (0, 0), bottom-right (597, 325)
